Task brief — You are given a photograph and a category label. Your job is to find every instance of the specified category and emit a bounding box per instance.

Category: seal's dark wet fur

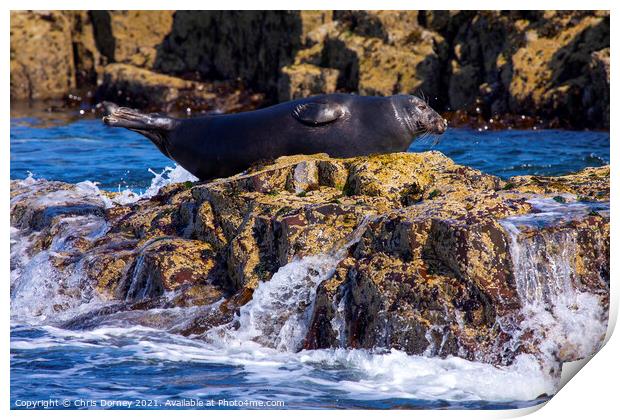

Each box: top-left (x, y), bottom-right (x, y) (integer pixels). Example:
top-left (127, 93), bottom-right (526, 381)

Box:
top-left (103, 93), bottom-right (447, 180)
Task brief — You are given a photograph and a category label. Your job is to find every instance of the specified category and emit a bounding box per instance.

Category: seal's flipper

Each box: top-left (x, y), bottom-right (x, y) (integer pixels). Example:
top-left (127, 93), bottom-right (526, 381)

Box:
top-left (102, 107), bottom-right (177, 159)
top-left (102, 107), bottom-right (177, 131)
top-left (292, 101), bottom-right (345, 126)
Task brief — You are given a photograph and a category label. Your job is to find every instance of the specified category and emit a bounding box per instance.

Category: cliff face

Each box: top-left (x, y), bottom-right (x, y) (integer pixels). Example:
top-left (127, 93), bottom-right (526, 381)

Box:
top-left (10, 153), bottom-right (610, 369)
top-left (10, 10), bottom-right (609, 128)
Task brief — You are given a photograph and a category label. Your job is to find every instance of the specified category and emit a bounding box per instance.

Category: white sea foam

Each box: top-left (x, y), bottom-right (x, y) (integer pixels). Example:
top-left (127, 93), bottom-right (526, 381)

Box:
top-left (228, 254), bottom-right (341, 352)
top-left (9, 165), bottom-right (196, 323)
top-left (112, 165), bottom-right (198, 205)
top-left (10, 248), bottom-right (107, 323)
top-left (15, 164), bottom-right (198, 208)
top-left (10, 212), bottom-right (109, 323)
top-left (10, 323), bottom-right (555, 403)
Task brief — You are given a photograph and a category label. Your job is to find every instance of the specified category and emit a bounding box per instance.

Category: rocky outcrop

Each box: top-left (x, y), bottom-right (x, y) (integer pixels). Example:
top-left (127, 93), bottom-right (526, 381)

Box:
top-left (278, 64), bottom-right (339, 102)
top-left (10, 153), bottom-right (610, 367)
top-left (90, 11), bottom-right (174, 68)
top-left (10, 11), bottom-right (77, 100)
top-left (508, 165), bottom-right (610, 201)
top-left (282, 10), bottom-right (610, 128)
top-left (10, 10), bottom-right (609, 128)
top-left (153, 11), bottom-right (326, 92)
top-left (282, 11), bottom-right (443, 100)
top-left (506, 12), bottom-right (610, 128)
top-left (586, 48), bottom-right (610, 128)
top-left (96, 63), bottom-right (265, 113)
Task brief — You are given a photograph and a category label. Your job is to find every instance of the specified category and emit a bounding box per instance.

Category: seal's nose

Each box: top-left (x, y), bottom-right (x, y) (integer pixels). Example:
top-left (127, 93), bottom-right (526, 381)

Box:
top-left (432, 117), bottom-right (448, 134)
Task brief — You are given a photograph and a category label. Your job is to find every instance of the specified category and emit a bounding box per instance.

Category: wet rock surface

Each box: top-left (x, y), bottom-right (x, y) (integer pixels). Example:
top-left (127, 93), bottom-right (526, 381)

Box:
top-left (10, 153), bottom-right (609, 369)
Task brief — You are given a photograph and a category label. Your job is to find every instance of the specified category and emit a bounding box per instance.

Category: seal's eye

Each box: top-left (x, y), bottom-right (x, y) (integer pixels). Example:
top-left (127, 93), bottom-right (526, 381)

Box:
top-left (417, 104), bottom-right (427, 111)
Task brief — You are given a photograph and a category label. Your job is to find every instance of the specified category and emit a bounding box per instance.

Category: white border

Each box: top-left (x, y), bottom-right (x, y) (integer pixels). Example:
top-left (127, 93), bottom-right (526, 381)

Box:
top-left (3, 2), bottom-right (617, 419)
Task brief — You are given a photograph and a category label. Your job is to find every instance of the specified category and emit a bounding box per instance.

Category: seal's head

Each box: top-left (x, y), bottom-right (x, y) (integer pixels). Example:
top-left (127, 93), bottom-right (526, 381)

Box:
top-left (391, 95), bottom-right (447, 136)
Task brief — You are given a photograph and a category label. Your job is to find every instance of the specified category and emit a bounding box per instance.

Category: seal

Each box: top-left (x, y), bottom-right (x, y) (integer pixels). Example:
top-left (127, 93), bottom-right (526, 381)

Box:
top-left (103, 93), bottom-right (447, 180)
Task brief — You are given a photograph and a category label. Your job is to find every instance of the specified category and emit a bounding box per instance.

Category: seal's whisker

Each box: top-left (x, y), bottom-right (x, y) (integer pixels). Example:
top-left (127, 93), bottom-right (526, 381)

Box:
top-left (411, 129), bottom-right (428, 140)
top-left (420, 90), bottom-right (428, 104)
top-left (418, 131), bottom-right (432, 144)
top-left (426, 131), bottom-right (435, 144)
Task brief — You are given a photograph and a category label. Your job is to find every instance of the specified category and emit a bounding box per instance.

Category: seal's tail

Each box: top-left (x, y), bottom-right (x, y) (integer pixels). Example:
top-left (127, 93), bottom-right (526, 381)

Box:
top-left (101, 103), bottom-right (177, 132)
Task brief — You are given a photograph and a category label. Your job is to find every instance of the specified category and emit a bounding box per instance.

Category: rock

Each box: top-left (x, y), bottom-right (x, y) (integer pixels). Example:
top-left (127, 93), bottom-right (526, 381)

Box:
top-left (153, 11), bottom-right (309, 95)
top-left (10, 11), bottom-right (76, 100)
top-left (122, 238), bottom-right (222, 302)
top-left (10, 153), bottom-right (609, 366)
top-left (303, 188), bottom-right (532, 361)
top-left (585, 48), bottom-right (610, 128)
top-left (508, 12), bottom-right (609, 128)
top-left (278, 64), bottom-right (339, 101)
top-left (345, 152), bottom-right (501, 202)
top-left (96, 63), bottom-right (228, 113)
top-left (335, 11), bottom-right (422, 44)
top-left (69, 11), bottom-right (104, 87)
top-left (299, 11), bottom-right (334, 44)
top-left (90, 11), bottom-right (174, 68)
top-left (10, 180), bottom-right (107, 232)
top-left (96, 62), bottom-right (266, 113)
top-left (508, 165), bottom-right (610, 200)
top-left (81, 236), bottom-right (138, 298)
top-left (288, 21), bottom-right (442, 98)
top-left (275, 10), bottom-right (445, 100)
top-left (10, 10), bottom-right (610, 128)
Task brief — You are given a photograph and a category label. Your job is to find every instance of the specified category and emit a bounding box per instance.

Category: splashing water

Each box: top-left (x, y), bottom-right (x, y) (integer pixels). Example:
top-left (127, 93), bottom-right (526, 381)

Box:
top-left (112, 165), bottom-right (198, 205)
top-left (15, 164), bottom-right (198, 209)
top-left (502, 223), bottom-right (576, 305)
top-left (10, 323), bottom-right (554, 407)
top-left (500, 198), bottom-right (609, 364)
top-left (9, 164), bottom-right (196, 324)
top-left (219, 218), bottom-right (373, 352)
top-left (230, 254), bottom-right (342, 352)
top-left (10, 215), bottom-right (109, 323)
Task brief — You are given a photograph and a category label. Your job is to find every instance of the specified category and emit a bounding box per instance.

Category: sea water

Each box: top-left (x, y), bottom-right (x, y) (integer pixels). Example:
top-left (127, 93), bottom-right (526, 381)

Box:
top-left (9, 114), bottom-right (610, 409)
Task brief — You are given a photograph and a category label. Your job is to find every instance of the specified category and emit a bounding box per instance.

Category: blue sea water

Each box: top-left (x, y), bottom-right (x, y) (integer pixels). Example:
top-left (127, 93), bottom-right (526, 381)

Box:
top-left (9, 114), bottom-right (610, 410)
top-left (11, 325), bottom-right (549, 410)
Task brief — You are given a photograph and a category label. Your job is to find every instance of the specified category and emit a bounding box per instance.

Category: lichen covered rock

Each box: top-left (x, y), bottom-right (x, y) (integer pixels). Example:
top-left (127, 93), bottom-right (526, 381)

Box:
top-left (10, 10), bottom-right (610, 128)
top-left (90, 11), bottom-right (175, 68)
top-left (10, 153), bottom-right (609, 367)
top-left (508, 165), bottom-right (610, 200)
top-left (10, 11), bottom-right (77, 100)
